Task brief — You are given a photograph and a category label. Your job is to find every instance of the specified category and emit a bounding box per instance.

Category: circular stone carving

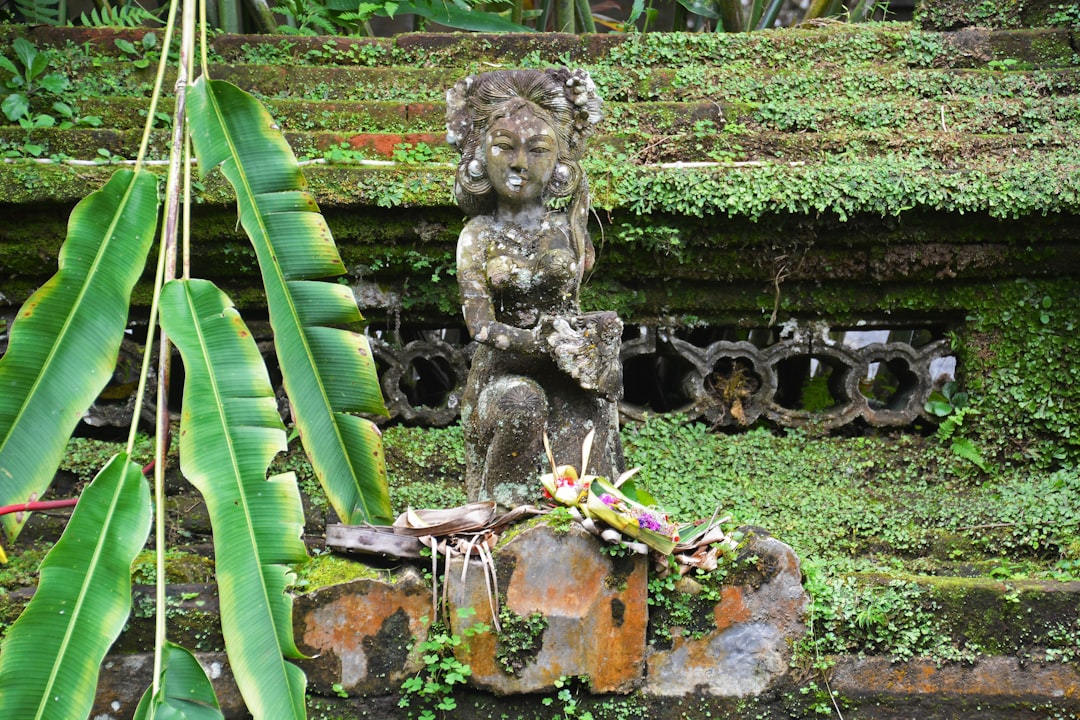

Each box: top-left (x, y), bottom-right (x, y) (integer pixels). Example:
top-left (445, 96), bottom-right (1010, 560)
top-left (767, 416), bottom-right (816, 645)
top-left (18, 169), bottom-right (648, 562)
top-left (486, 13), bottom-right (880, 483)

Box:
top-left (700, 340), bottom-right (774, 427)
top-left (857, 342), bottom-right (930, 427)
top-left (762, 340), bottom-right (865, 431)
top-left (375, 337), bottom-right (467, 426)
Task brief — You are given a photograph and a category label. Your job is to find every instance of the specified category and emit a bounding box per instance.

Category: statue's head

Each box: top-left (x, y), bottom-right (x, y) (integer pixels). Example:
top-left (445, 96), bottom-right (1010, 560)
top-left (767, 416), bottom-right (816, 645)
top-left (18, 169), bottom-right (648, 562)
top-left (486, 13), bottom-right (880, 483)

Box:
top-left (446, 68), bottom-right (602, 216)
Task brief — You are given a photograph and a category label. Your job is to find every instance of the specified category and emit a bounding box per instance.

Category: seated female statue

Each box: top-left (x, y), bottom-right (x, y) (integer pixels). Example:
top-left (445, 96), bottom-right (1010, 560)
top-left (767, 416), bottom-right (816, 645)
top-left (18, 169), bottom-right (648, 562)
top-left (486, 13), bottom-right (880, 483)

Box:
top-left (447, 68), bottom-right (625, 508)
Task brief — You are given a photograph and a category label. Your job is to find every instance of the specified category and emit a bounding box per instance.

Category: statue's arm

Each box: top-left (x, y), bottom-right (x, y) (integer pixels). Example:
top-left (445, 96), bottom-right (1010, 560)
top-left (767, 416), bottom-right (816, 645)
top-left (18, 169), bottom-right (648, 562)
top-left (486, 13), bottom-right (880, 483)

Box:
top-left (457, 225), bottom-right (543, 354)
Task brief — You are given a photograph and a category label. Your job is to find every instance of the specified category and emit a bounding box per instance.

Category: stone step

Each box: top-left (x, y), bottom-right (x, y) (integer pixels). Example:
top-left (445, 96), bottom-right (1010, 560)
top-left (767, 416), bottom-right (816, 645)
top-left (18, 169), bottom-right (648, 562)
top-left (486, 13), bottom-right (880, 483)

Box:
top-left (17, 24), bottom-right (1076, 72)
top-left (9, 95), bottom-right (1078, 154)
top-left (44, 58), bottom-right (1080, 106)
top-left (7, 122), bottom-right (1075, 169)
top-left (830, 656), bottom-right (1080, 717)
top-left (846, 572), bottom-right (1080, 658)
top-left (68, 530), bottom-right (1080, 719)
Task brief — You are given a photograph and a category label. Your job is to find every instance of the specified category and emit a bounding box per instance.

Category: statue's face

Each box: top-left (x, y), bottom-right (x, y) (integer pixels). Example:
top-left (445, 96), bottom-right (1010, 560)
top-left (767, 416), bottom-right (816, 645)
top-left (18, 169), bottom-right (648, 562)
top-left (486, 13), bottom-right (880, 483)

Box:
top-left (483, 107), bottom-right (558, 208)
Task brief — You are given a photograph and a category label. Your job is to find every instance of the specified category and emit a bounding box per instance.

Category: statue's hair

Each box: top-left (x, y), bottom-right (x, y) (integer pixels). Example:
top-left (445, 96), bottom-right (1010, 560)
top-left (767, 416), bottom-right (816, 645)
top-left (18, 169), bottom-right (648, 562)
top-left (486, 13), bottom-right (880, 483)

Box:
top-left (446, 68), bottom-right (602, 218)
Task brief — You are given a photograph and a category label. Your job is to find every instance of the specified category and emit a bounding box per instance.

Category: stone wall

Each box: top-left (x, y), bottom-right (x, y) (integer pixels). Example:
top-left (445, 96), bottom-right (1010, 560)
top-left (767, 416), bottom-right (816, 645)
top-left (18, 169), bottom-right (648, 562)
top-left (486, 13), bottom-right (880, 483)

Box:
top-left (1, 17), bottom-right (1078, 329)
top-left (3, 16), bottom-right (1078, 437)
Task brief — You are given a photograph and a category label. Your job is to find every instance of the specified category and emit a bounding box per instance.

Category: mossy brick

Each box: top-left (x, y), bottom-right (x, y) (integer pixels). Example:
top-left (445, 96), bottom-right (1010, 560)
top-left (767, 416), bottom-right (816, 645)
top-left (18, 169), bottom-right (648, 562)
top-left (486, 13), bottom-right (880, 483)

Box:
top-left (209, 33), bottom-right (392, 64)
top-left (114, 583), bottom-right (224, 653)
top-left (293, 566), bottom-right (431, 697)
top-left (940, 27), bottom-right (1079, 68)
top-left (855, 573), bottom-right (1080, 654)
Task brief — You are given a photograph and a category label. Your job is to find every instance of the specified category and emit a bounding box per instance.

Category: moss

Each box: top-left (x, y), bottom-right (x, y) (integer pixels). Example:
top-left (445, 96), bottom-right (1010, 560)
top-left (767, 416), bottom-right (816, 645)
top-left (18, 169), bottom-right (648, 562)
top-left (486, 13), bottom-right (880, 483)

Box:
top-left (918, 0), bottom-right (1067, 30)
top-left (494, 606), bottom-right (547, 675)
top-left (130, 549), bottom-right (215, 584)
top-left (494, 512), bottom-right (570, 550)
top-left (872, 573), bottom-right (1080, 655)
top-left (292, 552), bottom-right (390, 593)
top-left (0, 543), bottom-right (49, 590)
top-left (120, 585), bottom-right (224, 652)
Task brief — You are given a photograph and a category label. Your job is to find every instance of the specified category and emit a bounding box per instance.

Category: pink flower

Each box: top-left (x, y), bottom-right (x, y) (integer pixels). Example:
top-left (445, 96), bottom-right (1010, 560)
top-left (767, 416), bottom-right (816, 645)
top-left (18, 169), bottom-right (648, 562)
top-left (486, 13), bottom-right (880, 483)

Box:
top-left (637, 511), bottom-right (664, 533)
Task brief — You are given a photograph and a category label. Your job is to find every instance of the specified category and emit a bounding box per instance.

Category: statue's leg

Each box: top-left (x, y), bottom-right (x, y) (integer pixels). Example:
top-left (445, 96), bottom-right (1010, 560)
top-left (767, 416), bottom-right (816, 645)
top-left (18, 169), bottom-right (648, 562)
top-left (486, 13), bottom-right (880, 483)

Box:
top-left (470, 376), bottom-right (548, 508)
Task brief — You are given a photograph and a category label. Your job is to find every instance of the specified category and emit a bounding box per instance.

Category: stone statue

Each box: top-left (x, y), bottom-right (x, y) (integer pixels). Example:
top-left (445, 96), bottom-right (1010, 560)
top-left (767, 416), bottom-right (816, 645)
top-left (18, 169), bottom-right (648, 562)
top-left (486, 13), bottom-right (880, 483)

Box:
top-left (447, 68), bottom-right (625, 508)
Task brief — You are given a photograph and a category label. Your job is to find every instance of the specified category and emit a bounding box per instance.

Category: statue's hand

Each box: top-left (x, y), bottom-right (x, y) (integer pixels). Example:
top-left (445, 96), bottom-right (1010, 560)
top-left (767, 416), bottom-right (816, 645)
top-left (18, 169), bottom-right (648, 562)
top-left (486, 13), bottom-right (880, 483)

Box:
top-left (542, 312), bottom-right (623, 400)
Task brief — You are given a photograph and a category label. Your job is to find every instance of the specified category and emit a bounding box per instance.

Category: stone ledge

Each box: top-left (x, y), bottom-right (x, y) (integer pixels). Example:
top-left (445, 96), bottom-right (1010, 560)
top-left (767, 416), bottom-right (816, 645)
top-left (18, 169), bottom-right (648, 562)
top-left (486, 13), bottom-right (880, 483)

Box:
top-left (832, 655), bottom-right (1080, 701)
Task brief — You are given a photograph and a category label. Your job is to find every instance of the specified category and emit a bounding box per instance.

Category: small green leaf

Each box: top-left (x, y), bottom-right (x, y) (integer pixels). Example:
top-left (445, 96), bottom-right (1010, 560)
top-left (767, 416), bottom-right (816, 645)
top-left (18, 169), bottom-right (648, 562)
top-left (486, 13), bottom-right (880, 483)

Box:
top-left (12, 38), bottom-right (38, 78)
top-left (1, 93), bottom-right (28, 122)
top-left (36, 72), bottom-right (69, 94)
top-left (114, 38), bottom-right (137, 55)
top-left (924, 399), bottom-right (952, 417)
top-left (0, 55), bottom-right (20, 77)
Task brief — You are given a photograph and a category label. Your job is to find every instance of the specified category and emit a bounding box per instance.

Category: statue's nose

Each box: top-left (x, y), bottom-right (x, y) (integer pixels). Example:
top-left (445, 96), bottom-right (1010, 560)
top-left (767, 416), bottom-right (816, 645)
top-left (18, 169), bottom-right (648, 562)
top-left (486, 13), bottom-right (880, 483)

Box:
top-left (510, 147), bottom-right (528, 172)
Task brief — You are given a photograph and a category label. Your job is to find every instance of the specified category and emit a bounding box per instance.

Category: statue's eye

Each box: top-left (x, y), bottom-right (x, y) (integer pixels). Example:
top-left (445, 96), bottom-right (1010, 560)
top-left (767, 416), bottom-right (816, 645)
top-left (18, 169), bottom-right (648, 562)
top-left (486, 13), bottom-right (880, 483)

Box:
top-left (493, 141), bottom-right (514, 152)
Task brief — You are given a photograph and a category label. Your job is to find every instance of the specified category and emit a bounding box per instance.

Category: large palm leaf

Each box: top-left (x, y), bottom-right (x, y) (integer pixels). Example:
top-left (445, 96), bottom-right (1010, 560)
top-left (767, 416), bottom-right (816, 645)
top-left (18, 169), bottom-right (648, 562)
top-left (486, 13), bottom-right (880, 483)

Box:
top-left (160, 278), bottom-right (308, 720)
top-left (186, 77), bottom-right (393, 526)
top-left (0, 169), bottom-right (159, 541)
top-left (0, 453), bottom-right (151, 720)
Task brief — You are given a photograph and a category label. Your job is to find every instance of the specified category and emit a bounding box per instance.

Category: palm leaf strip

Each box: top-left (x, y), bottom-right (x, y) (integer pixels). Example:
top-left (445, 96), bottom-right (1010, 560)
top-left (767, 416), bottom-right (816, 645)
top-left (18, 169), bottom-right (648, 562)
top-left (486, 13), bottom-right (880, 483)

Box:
top-left (160, 278), bottom-right (308, 720)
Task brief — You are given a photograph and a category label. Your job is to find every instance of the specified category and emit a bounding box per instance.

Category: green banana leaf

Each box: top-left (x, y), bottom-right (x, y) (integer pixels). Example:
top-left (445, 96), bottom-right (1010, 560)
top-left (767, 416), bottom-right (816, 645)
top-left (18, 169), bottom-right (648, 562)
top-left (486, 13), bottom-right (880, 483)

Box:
top-left (325, 0), bottom-right (534, 31)
top-left (674, 0), bottom-right (719, 21)
top-left (133, 642), bottom-right (224, 720)
top-left (0, 169), bottom-right (159, 541)
top-left (0, 453), bottom-right (151, 720)
top-left (160, 278), bottom-right (308, 720)
top-left (385, 0), bottom-right (534, 31)
top-left (186, 77), bottom-right (393, 527)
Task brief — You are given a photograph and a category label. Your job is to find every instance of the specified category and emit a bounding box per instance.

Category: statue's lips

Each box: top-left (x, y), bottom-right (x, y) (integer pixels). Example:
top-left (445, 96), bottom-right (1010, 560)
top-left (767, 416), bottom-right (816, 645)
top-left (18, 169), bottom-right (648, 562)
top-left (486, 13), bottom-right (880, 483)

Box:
top-left (506, 174), bottom-right (525, 190)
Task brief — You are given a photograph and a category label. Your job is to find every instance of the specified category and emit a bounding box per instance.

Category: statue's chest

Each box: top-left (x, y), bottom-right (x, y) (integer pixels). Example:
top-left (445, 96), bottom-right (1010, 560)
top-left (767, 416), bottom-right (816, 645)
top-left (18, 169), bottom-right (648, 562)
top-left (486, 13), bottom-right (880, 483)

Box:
top-left (482, 225), bottom-right (577, 312)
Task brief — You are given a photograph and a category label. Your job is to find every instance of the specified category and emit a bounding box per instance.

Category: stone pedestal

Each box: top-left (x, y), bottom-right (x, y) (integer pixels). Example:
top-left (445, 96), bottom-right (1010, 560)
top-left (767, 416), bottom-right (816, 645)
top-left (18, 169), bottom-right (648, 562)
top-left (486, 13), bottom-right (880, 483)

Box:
top-left (644, 531), bottom-right (808, 697)
top-left (447, 522), bottom-right (649, 694)
top-left (292, 567), bottom-right (431, 696)
top-left (288, 523), bottom-right (807, 701)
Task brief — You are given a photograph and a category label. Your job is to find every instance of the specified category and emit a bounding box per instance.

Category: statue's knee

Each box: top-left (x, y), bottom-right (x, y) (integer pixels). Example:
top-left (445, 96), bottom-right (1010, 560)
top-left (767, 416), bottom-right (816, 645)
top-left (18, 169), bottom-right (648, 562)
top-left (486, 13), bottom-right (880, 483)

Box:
top-left (478, 378), bottom-right (547, 432)
top-left (496, 379), bottom-right (547, 423)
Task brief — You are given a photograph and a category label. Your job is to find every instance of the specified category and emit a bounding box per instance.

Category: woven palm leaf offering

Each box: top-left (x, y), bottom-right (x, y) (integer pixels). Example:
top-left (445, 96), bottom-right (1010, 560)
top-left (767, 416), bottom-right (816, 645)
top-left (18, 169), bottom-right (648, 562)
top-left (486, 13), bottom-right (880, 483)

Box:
top-left (586, 475), bottom-right (681, 555)
top-left (540, 430), bottom-right (726, 558)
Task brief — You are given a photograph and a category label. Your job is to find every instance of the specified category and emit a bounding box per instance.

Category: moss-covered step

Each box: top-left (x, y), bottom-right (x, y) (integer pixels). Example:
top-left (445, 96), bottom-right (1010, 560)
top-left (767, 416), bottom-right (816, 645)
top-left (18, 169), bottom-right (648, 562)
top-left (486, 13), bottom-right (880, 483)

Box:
top-left (850, 572), bottom-right (1080, 658)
